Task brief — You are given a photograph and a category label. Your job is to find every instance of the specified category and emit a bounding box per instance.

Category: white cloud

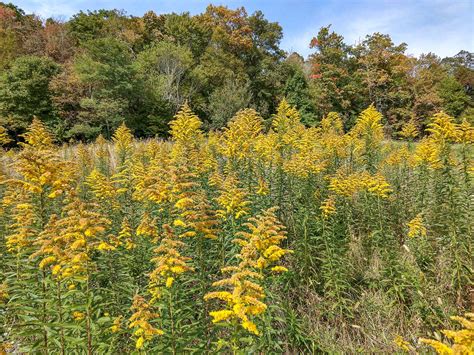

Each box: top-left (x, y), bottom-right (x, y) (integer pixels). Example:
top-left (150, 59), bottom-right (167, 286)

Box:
top-left (280, 0), bottom-right (473, 59)
top-left (18, 0), bottom-right (78, 19)
top-left (281, 29), bottom-right (315, 56)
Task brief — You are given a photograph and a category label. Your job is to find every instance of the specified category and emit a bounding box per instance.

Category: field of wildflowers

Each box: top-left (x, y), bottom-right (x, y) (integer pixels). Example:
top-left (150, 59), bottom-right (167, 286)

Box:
top-left (0, 100), bottom-right (472, 353)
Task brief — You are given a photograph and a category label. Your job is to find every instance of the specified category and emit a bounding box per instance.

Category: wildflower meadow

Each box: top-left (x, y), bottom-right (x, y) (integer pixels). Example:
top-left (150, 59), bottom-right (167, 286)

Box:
top-left (0, 101), bottom-right (472, 353)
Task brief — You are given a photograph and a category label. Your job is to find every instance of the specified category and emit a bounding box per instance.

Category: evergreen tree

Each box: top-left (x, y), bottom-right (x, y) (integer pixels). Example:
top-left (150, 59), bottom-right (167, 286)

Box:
top-left (284, 69), bottom-right (317, 126)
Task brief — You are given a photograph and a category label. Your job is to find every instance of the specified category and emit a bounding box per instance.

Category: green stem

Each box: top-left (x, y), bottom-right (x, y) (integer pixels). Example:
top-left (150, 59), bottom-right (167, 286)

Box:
top-left (168, 289), bottom-right (176, 354)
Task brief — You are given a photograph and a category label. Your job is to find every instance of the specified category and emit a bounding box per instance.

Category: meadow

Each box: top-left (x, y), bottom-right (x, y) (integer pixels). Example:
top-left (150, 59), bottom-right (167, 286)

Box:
top-left (0, 100), bottom-right (472, 353)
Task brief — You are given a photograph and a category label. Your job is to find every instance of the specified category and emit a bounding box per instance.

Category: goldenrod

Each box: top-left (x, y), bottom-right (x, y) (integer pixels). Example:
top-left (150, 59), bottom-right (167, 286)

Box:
top-left (407, 214), bottom-right (427, 238)
top-left (128, 295), bottom-right (163, 350)
top-left (148, 225), bottom-right (193, 300)
top-left (420, 313), bottom-right (474, 354)
top-left (205, 208), bottom-right (291, 336)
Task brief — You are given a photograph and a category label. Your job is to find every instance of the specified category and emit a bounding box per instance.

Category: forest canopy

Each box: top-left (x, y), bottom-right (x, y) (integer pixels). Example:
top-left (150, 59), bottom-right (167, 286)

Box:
top-left (0, 2), bottom-right (473, 142)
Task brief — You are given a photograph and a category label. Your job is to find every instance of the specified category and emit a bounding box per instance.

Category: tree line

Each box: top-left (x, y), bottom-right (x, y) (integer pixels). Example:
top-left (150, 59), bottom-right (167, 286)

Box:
top-left (0, 2), bottom-right (472, 142)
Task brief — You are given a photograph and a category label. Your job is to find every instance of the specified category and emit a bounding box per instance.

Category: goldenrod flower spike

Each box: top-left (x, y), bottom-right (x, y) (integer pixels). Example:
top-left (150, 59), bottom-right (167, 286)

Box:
top-left (320, 196), bottom-right (337, 219)
top-left (169, 102), bottom-right (204, 166)
top-left (33, 195), bottom-right (113, 279)
top-left (426, 112), bottom-right (459, 143)
top-left (420, 313), bottom-right (474, 354)
top-left (220, 108), bottom-right (264, 161)
top-left (213, 173), bottom-right (250, 220)
top-left (413, 138), bottom-right (442, 169)
top-left (457, 119), bottom-right (474, 144)
top-left (136, 212), bottom-right (159, 240)
top-left (329, 171), bottom-right (392, 199)
top-left (148, 224), bottom-right (193, 301)
top-left (110, 315), bottom-right (123, 333)
top-left (86, 169), bottom-right (119, 202)
top-left (205, 207), bottom-right (291, 337)
top-left (352, 104), bottom-right (384, 142)
top-left (393, 335), bottom-right (412, 352)
top-left (128, 295), bottom-right (163, 350)
top-left (118, 217), bottom-right (135, 249)
top-left (321, 112), bottom-right (343, 135)
top-left (112, 122), bottom-right (134, 159)
top-left (399, 120), bottom-right (419, 140)
top-left (20, 117), bottom-right (54, 148)
top-left (350, 104), bottom-right (384, 169)
top-left (0, 125), bottom-right (11, 146)
top-left (272, 98), bottom-right (303, 135)
top-left (407, 213), bottom-right (427, 238)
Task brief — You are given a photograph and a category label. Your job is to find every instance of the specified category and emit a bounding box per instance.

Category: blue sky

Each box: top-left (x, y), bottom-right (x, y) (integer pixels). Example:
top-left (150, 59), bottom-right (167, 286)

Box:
top-left (11, 0), bottom-right (474, 58)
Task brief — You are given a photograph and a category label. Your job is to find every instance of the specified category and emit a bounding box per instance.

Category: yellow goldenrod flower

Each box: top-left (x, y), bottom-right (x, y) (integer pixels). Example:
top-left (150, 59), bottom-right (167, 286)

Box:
top-left (272, 99), bottom-right (303, 137)
top-left (220, 108), bottom-right (264, 161)
top-left (0, 125), bottom-right (11, 146)
top-left (352, 104), bottom-right (384, 141)
top-left (136, 212), bottom-right (159, 239)
top-left (169, 103), bottom-right (204, 165)
top-left (407, 214), bottom-right (427, 238)
top-left (73, 311), bottom-right (85, 321)
top-left (97, 242), bottom-right (115, 251)
top-left (457, 119), bottom-right (474, 144)
top-left (33, 195), bottom-right (112, 279)
top-left (85, 169), bottom-right (119, 205)
top-left (136, 336), bottom-right (145, 350)
top-left (329, 171), bottom-right (392, 198)
top-left (420, 313), bottom-right (474, 354)
top-left (128, 295), bottom-right (163, 350)
top-left (210, 310), bottom-right (234, 323)
top-left (399, 120), bottom-right (419, 139)
top-left (426, 112), bottom-right (459, 143)
top-left (205, 208), bottom-right (291, 336)
top-left (39, 256), bottom-right (56, 269)
top-left (213, 173), bottom-right (250, 220)
top-left (20, 118), bottom-right (54, 148)
top-left (170, 168), bottom-right (220, 239)
top-left (173, 219), bottom-right (187, 228)
top-left (170, 103), bottom-right (203, 144)
top-left (413, 139), bottom-right (442, 169)
top-left (0, 283), bottom-right (9, 303)
top-left (393, 335), bottom-right (411, 352)
top-left (174, 197), bottom-right (193, 210)
top-left (112, 122), bottom-right (134, 160)
top-left (256, 177), bottom-right (269, 196)
top-left (149, 225), bottom-right (193, 300)
top-left (110, 316), bottom-right (123, 333)
top-left (364, 173), bottom-right (392, 198)
top-left (320, 196), bottom-right (337, 219)
top-left (283, 127), bottom-right (326, 178)
top-left (117, 217), bottom-right (135, 249)
top-left (242, 320), bottom-right (259, 336)
top-left (165, 277), bottom-right (174, 288)
top-left (321, 112), bottom-right (343, 135)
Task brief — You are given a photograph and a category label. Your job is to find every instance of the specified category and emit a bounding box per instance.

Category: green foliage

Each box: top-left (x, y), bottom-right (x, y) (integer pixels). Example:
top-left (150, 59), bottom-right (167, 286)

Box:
top-left (354, 33), bottom-right (413, 131)
top-left (134, 41), bottom-right (194, 117)
top-left (67, 9), bottom-right (128, 44)
top-left (284, 69), bottom-right (317, 125)
top-left (207, 79), bottom-right (251, 129)
top-left (163, 12), bottom-right (211, 57)
top-left (77, 98), bottom-right (127, 139)
top-left (74, 37), bottom-right (133, 98)
top-left (0, 3), bottom-right (472, 143)
top-left (438, 76), bottom-right (471, 118)
top-left (0, 55), bottom-right (60, 131)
